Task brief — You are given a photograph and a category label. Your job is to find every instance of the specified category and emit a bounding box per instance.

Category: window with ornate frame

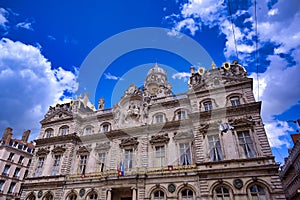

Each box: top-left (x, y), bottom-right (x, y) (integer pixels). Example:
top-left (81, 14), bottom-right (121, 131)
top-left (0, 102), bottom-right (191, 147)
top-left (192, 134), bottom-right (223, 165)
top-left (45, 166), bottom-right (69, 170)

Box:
top-left (176, 110), bottom-right (187, 120)
top-left (7, 182), bottom-right (16, 194)
top-left (59, 125), bottom-right (69, 136)
top-left (79, 155), bottom-right (88, 175)
top-left (248, 184), bottom-right (267, 200)
top-left (153, 113), bottom-right (165, 124)
top-left (155, 145), bottom-right (165, 168)
top-left (97, 152), bottom-right (106, 172)
top-left (84, 126), bottom-right (93, 135)
top-left (237, 130), bottom-right (255, 158)
top-left (124, 149), bottom-right (133, 169)
top-left (208, 134), bottom-right (223, 161)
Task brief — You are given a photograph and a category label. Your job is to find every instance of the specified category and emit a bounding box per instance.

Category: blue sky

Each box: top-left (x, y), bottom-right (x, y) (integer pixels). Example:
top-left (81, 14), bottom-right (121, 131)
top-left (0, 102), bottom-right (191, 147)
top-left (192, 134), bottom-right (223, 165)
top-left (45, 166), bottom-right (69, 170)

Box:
top-left (0, 0), bottom-right (299, 164)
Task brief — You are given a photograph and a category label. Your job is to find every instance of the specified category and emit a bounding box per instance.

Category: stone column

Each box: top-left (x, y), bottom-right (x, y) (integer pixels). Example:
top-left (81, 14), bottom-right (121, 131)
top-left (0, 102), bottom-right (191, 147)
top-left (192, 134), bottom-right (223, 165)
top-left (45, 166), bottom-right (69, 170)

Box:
top-left (107, 188), bottom-right (112, 200)
top-left (131, 186), bottom-right (137, 200)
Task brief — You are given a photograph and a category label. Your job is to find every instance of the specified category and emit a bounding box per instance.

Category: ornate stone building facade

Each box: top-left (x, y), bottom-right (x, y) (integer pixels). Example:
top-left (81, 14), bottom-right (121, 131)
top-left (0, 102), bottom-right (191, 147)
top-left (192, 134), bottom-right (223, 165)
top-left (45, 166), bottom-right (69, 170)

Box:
top-left (280, 133), bottom-right (300, 200)
top-left (0, 127), bottom-right (35, 200)
top-left (22, 62), bottom-right (285, 200)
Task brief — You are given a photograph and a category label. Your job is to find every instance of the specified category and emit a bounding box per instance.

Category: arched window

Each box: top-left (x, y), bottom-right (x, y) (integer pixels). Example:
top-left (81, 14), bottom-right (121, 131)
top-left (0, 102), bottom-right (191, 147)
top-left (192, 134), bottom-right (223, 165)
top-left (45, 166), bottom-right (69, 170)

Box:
top-left (215, 186), bottom-right (231, 199)
top-left (26, 193), bottom-right (36, 200)
top-left (86, 191), bottom-right (98, 200)
top-left (181, 189), bottom-right (194, 200)
top-left (43, 193), bottom-right (53, 200)
top-left (67, 193), bottom-right (77, 200)
top-left (59, 125), bottom-right (69, 136)
top-left (249, 184), bottom-right (266, 200)
top-left (175, 109), bottom-right (187, 120)
top-left (44, 128), bottom-right (53, 138)
top-left (152, 190), bottom-right (165, 200)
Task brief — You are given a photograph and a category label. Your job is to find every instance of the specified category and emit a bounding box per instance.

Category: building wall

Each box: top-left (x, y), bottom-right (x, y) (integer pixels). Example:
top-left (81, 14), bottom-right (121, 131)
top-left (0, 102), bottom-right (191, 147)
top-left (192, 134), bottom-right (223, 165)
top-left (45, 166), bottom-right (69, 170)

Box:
top-left (22, 63), bottom-right (285, 200)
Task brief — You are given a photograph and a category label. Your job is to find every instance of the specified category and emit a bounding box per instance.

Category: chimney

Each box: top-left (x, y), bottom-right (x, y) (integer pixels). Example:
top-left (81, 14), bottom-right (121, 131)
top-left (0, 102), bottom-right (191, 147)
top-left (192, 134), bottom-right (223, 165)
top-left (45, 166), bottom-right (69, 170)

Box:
top-left (5, 132), bottom-right (13, 145)
top-left (22, 130), bottom-right (31, 143)
top-left (2, 127), bottom-right (13, 142)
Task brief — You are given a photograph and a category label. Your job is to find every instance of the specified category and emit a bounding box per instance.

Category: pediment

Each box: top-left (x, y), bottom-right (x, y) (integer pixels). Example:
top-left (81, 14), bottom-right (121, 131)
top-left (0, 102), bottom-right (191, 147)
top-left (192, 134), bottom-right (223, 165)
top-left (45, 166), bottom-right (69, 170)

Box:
top-left (173, 131), bottom-right (194, 142)
top-left (52, 146), bottom-right (66, 154)
top-left (150, 134), bottom-right (170, 145)
top-left (77, 146), bottom-right (91, 155)
top-left (119, 137), bottom-right (139, 149)
top-left (230, 118), bottom-right (254, 128)
top-left (41, 109), bottom-right (73, 124)
top-left (95, 142), bottom-right (111, 151)
top-left (36, 148), bottom-right (50, 156)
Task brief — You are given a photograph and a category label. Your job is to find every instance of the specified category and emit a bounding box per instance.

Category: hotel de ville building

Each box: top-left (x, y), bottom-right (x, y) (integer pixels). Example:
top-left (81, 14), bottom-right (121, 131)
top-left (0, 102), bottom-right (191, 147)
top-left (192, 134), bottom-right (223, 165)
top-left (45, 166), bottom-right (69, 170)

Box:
top-left (22, 62), bottom-right (285, 200)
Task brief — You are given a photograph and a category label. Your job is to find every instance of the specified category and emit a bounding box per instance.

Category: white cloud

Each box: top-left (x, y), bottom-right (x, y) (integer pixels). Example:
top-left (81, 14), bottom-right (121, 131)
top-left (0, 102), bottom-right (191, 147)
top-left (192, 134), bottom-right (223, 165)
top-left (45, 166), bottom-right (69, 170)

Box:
top-left (47, 35), bottom-right (56, 40)
top-left (16, 21), bottom-right (34, 31)
top-left (172, 72), bottom-right (190, 82)
top-left (0, 8), bottom-right (9, 29)
top-left (265, 121), bottom-right (293, 148)
top-left (0, 38), bottom-right (78, 141)
top-left (104, 73), bottom-right (123, 81)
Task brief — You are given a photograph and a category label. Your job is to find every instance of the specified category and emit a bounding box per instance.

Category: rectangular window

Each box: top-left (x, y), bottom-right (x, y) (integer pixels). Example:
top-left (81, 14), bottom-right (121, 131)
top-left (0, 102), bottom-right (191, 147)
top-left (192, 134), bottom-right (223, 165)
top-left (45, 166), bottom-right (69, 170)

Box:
top-left (8, 153), bottom-right (14, 161)
top-left (18, 156), bottom-right (24, 164)
top-left (237, 131), bottom-right (255, 158)
top-left (0, 180), bottom-right (5, 191)
top-left (179, 143), bottom-right (191, 165)
top-left (35, 157), bottom-right (44, 177)
top-left (79, 155), bottom-right (87, 175)
top-left (155, 146), bottom-right (165, 167)
top-left (208, 135), bottom-right (223, 161)
top-left (124, 149), bottom-right (133, 169)
top-left (98, 153), bottom-right (105, 172)
top-left (230, 96), bottom-right (241, 106)
top-left (8, 182), bottom-right (16, 194)
top-left (13, 167), bottom-right (21, 178)
top-left (51, 155), bottom-right (61, 176)
top-left (27, 159), bottom-right (32, 167)
top-left (2, 164), bottom-right (10, 176)
top-left (23, 170), bottom-right (28, 179)
top-left (204, 101), bottom-right (213, 111)
top-left (60, 127), bottom-right (68, 136)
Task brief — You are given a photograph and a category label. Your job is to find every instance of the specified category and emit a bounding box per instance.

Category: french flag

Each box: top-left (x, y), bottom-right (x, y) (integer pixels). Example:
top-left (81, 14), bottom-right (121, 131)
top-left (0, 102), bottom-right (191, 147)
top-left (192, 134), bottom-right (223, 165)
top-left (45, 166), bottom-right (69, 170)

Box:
top-left (118, 161), bottom-right (125, 176)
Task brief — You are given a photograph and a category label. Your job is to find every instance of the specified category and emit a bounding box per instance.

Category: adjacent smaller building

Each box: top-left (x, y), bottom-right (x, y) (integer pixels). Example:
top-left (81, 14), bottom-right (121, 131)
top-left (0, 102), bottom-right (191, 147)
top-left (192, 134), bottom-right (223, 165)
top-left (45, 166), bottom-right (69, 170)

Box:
top-left (280, 133), bottom-right (300, 200)
top-left (0, 127), bottom-right (35, 200)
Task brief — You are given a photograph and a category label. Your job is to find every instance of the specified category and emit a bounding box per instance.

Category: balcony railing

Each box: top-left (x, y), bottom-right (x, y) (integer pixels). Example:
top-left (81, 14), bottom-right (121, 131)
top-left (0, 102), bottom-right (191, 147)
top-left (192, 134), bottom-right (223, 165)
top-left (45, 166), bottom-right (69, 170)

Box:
top-left (67, 164), bottom-right (197, 180)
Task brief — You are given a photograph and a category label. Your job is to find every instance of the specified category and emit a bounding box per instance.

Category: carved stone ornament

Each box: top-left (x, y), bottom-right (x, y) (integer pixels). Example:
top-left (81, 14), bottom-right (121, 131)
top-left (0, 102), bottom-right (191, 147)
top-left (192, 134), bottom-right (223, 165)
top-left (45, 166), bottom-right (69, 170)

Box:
top-left (233, 178), bottom-right (243, 189)
top-left (173, 131), bottom-right (194, 142)
top-left (36, 148), bottom-right (50, 156)
top-left (38, 190), bottom-right (43, 198)
top-left (230, 117), bottom-right (254, 128)
top-left (119, 137), bottom-right (139, 149)
top-left (95, 142), bottom-right (111, 151)
top-left (168, 183), bottom-right (176, 193)
top-left (76, 146), bottom-right (90, 155)
top-left (51, 146), bottom-right (66, 154)
top-left (150, 134), bottom-right (170, 145)
top-left (79, 188), bottom-right (85, 197)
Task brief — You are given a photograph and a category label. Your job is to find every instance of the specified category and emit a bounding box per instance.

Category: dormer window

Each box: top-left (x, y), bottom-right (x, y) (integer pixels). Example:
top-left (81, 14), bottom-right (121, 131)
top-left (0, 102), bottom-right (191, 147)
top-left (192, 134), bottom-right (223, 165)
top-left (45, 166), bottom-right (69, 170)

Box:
top-left (59, 126), bottom-right (69, 136)
top-left (203, 101), bottom-right (213, 111)
top-left (101, 123), bottom-right (111, 133)
top-left (45, 128), bottom-right (53, 138)
top-left (84, 126), bottom-right (93, 135)
top-left (176, 110), bottom-right (187, 120)
top-left (230, 96), bottom-right (241, 106)
top-left (153, 113), bottom-right (165, 124)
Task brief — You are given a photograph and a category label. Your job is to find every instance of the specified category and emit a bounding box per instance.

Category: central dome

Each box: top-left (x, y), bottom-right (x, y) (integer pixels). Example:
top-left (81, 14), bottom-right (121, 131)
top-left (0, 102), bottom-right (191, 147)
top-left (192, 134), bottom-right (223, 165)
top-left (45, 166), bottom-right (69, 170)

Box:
top-left (147, 63), bottom-right (166, 76)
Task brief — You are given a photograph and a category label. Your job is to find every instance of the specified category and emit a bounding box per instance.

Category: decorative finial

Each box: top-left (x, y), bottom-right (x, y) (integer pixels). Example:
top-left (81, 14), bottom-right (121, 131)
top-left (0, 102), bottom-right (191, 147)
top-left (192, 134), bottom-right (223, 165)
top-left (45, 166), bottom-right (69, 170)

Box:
top-left (211, 61), bottom-right (216, 69)
top-left (190, 66), bottom-right (195, 74)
